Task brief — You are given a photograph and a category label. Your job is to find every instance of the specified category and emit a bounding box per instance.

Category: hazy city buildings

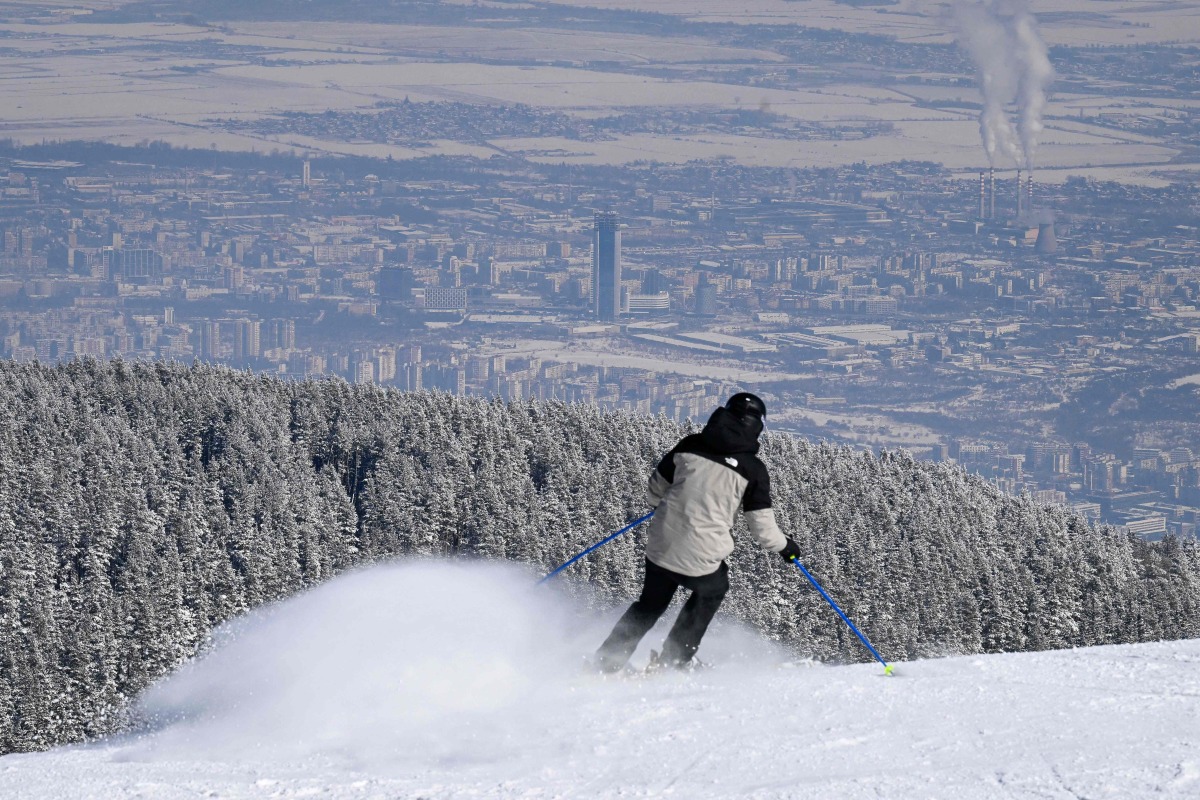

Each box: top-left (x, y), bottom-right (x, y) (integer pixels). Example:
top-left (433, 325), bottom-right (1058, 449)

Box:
top-left (0, 141), bottom-right (1197, 540)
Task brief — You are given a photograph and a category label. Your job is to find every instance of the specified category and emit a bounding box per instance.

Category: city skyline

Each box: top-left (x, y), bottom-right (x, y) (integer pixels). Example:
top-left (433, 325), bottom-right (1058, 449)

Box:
top-left (0, 0), bottom-right (1197, 542)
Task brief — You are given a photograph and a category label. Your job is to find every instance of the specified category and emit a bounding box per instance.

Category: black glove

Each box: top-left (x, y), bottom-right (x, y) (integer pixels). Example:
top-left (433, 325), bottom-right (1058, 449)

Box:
top-left (779, 537), bottom-right (801, 563)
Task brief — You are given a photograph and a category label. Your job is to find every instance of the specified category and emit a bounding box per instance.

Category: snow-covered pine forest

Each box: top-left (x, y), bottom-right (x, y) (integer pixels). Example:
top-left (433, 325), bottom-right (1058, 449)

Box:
top-left (1, 359), bottom-right (1198, 755)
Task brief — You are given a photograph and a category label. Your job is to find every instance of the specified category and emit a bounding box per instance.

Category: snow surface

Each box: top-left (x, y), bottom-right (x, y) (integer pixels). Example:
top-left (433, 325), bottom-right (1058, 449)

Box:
top-left (3, 561), bottom-right (1200, 799)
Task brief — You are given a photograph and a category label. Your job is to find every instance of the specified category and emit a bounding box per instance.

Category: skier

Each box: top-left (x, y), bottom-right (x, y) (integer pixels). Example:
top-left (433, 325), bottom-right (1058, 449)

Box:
top-left (594, 392), bottom-right (801, 673)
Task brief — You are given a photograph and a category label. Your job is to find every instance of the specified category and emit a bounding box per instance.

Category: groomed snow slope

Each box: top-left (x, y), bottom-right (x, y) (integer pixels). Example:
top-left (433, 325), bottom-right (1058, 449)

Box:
top-left (3, 562), bottom-right (1198, 799)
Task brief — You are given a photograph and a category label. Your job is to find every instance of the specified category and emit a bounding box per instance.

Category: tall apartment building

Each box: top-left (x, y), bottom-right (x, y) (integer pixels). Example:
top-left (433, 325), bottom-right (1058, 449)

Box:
top-left (265, 319), bottom-right (296, 351)
top-left (592, 211), bottom-right (621, 321)
top-left (694, 274), bottom-right (718, 316)
top-left (353, 357), bottom-right (375, 385)
top-left (115, 248), bottom-right (163, 281)
top-left (376, 346), bottom-right (398, 383)
top-left (224, 265), bottom-right (245, 290)
top-left (200, 321), bottom-right (222, 360)
top-left (233, 319), bottom-right (261, 361)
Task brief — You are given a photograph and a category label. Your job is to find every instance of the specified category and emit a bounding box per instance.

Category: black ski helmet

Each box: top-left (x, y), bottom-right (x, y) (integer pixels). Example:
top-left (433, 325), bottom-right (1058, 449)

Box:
top-left (725, 392), bottom-right (766, 421)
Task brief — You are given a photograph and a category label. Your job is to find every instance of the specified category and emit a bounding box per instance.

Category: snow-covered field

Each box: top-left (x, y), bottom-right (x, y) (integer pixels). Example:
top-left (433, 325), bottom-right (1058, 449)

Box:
top-left (0, 3), bottom-right (1192, 182)
top-left (544, 0), bottom-right (1200, 47)
top-left (3, 561), bottom-right (1198, 799)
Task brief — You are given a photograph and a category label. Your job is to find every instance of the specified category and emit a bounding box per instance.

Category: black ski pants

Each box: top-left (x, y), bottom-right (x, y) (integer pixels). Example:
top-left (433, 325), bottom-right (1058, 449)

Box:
top-left (596, 558), bottom-right (729, 670)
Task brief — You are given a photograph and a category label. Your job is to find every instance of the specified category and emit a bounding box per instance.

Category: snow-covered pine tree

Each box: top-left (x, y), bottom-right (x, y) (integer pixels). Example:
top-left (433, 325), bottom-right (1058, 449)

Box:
top-left (0, 359), bottom-right (1197, 754)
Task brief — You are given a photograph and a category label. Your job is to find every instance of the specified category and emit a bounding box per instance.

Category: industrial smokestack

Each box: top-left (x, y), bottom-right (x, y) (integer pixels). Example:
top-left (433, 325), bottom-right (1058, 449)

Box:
top-left (1016, 169), bottom-right (1022, 217)
top-left (989, 167), bottom-right (996, 219)
top-left (1026, 173), bottom-right (1034, 214)
top-left (979, 171), bottom-right (986, 219)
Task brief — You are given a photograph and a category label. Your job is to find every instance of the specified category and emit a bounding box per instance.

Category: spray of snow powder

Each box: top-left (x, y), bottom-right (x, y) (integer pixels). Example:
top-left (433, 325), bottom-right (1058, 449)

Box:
top-left (123, 561), bottom-right (784, 772)
top-left (952, 0), bottom-right (1053, 168)
top-left (11, 561), bottom-right (1200, 799)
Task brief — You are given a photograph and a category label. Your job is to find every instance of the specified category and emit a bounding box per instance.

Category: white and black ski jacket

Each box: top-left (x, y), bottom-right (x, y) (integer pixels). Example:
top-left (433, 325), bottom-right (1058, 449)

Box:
top-left (645, 407), bottom-right (787, 577)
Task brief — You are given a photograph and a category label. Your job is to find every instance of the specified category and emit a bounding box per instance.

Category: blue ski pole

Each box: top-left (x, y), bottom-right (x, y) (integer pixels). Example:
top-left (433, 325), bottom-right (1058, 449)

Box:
top-left (539, 511), bottom-right (655, 585)
top-left (790, 558), bottom-right (894, 676)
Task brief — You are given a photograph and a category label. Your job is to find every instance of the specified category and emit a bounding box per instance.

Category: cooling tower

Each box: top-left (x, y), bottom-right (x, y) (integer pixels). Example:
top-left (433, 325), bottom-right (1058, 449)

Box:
top-left (1034, 222), bottom-right (1057, 255)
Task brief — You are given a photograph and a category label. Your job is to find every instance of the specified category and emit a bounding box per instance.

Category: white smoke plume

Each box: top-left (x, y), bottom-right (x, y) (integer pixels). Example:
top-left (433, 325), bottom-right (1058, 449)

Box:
top-left (1012, 7), bottom-right (1053, 167)
top-left (952, 0), bottom-right (1054, 169)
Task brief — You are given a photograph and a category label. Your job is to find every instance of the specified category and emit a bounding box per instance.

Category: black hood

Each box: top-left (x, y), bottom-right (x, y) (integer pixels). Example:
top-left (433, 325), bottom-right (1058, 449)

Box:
top-left (700, 406), bottom-right (761, 455)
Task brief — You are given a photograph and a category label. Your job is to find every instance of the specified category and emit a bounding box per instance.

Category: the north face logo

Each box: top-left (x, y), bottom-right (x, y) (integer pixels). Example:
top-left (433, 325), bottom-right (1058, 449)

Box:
top-left (725, 457), bottom-right (738, 468)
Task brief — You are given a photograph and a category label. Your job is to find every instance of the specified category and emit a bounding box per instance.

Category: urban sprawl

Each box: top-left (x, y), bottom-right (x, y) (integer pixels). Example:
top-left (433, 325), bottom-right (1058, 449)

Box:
top-left (1, 145), bottom-right (1198, 540)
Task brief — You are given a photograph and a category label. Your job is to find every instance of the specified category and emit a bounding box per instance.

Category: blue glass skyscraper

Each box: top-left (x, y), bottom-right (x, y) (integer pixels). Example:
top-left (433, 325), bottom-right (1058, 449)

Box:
top-left (592, 211), bottom-right (621, 320)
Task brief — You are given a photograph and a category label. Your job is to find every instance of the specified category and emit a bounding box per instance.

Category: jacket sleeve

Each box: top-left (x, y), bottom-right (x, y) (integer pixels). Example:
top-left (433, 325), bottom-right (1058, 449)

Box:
top-left (647, 444), bottom-right (681, 508)
top-left (745, 508), bottom-right (787, 552)
top-left (743, 461), bottom-right (787, 552)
